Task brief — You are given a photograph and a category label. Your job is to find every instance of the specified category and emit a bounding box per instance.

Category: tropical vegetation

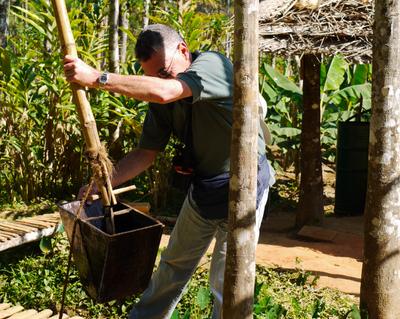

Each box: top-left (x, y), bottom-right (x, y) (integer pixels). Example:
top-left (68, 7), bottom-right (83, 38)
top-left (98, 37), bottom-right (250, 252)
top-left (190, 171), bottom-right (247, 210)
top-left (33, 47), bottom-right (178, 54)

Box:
top-left (0, 231), bottom-right (361, 319)
top-left (0, 0), bottom-right (370, 317)
top-left (0, 0), bottom-right (371, 208)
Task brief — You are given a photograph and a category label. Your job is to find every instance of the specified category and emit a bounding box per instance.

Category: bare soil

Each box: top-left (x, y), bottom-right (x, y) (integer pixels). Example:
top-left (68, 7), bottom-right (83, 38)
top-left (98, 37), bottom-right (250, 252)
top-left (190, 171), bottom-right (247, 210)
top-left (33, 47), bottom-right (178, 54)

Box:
top-left (160, 212), bottom-right (363, 297)
top-left (160, 166), bottom-right (364, 297)
top-left (256, 211), bottom-right (363, 297)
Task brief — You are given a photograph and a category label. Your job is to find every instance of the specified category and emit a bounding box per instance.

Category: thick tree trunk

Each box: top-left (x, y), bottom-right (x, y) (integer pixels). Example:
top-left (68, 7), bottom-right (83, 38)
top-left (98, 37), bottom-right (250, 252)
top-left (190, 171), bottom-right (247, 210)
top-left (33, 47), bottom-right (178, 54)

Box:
top-left (119, 1), bottom-right (128, 64)
top-left (295, 54), bottom-right (324, 228)
top-left (222, 0), bottom-right (259, 318)
top-left (109, 0), bottom-right (119, 73)
top-left (0, 0), bottom-right (10, 48)
top-left (360, 0), bottom-right (400, 317)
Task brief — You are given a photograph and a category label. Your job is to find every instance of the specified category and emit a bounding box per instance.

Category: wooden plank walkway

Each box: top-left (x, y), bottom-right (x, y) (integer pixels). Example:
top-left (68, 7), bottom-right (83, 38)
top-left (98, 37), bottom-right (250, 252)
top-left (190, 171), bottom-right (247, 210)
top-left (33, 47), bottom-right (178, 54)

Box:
top-left (0, 303), bottom-right (84, 319)
top-left (0, 213), bottom-right (60, 252)
top-left (0, 202), bottom-right (151, 252)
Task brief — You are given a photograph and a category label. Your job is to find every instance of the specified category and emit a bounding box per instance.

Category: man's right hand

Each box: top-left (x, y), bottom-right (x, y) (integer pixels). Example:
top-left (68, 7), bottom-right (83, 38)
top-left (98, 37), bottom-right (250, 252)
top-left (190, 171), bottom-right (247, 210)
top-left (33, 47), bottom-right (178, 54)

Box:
top-left (63, 55), bottom-right (101, 88)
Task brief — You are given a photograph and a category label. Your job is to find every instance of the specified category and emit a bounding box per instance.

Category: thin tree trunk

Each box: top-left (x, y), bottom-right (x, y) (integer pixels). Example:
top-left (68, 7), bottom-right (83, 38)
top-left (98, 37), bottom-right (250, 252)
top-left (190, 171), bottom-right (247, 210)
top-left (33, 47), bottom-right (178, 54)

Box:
top-left (44, 0), bottom-right (52, 54)
top-left (109, 0), bottom-right (119, 73)
top-left (222, 0), bottom-right (259, 317)
top-left (225, 0), bottom-right (231, 57)
top-left (143, 0), bottom-right (150, 28)
top-left (360, 0), bottom-right (400, 317)
top-left (178, 0), bottom-right (184, 25)
top-left (296, 54), bottom-right (324, 228)
top-left (119, 1), bottom-right (128, 64)
top-left (0, 0), bottom-right (10, 48)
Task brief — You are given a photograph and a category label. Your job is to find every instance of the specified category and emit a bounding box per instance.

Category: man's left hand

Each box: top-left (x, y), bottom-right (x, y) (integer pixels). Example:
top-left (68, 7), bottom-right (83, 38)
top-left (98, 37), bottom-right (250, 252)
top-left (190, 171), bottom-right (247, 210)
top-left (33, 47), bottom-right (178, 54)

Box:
top-left (63, 55), bottom-right (100, 88)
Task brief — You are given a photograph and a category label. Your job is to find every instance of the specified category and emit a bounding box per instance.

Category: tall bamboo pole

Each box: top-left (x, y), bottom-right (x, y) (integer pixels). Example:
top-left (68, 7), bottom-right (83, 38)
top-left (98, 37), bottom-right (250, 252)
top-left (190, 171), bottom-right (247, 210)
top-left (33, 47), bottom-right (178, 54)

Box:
top-left (51, 0), bottom-right (116, 211)
top-left (222, 0), bottom-right (259, 317)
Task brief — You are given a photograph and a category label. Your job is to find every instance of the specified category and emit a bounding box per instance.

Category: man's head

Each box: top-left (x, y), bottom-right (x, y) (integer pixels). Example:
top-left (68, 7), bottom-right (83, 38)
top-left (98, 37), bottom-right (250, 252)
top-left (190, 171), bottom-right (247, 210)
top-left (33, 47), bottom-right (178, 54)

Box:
top-left (135, 24), bottom-right (191, 79)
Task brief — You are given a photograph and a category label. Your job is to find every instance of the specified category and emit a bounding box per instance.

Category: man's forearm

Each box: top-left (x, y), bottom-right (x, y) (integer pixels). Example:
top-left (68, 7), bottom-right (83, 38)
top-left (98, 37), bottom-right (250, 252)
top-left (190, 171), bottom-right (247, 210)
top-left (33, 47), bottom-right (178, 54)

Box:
top-left (111, 148), bottom-right (159, 188)
top-left (102, 73), bottom-right (188, 104)
top-left (63, 55), bottom-right (192, 104)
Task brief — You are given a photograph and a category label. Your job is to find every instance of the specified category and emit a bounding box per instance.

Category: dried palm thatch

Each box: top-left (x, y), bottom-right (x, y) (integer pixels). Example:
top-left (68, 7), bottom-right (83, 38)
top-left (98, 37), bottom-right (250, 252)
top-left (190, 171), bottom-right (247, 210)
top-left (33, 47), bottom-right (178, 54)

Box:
top-left (259, 0), bottom-right (373, 62)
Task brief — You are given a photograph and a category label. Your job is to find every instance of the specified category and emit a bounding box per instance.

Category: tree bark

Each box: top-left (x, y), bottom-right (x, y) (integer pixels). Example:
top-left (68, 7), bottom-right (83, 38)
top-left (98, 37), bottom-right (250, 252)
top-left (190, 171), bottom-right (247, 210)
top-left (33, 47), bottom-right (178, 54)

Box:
top-left (178, 0), bottom-right (184, 25)
top-left (295, 54), bottom-right (324, 228)
top-left (143, 0), bottom-right (150, 28)
top-left (360, 0), bottom-right (400, 317)
top-left (225, 0), bottom-right (231, 58)
top-left (0, 0), bottom-right (10, 48)
top-left (119, 1), bottom-right (128, 64)
top-left (109, 0), bottom-right (119, 73)
top-left (222, 0), bottom-right (259, 318)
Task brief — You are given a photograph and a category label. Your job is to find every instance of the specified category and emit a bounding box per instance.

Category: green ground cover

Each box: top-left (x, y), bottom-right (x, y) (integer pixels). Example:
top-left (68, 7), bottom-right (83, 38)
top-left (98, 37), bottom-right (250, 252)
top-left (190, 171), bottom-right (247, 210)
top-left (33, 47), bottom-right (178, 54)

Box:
top-left (0, 231), bottom-right (361, 319)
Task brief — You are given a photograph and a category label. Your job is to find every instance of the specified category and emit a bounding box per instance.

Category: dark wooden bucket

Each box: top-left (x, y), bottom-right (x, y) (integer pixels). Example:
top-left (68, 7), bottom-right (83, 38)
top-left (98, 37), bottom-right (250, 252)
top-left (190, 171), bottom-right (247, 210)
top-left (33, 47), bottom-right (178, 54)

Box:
top-left (58, 201), bottom-right (164, 302)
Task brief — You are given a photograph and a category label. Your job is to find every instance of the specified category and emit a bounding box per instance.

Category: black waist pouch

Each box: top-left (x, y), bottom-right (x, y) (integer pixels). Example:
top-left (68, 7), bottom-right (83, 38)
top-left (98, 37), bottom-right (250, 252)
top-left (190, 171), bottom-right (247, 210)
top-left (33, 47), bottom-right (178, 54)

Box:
top-left (190, 154), bottom-right (269, 219)
top-left (191, 172), bottom-right (230, 219)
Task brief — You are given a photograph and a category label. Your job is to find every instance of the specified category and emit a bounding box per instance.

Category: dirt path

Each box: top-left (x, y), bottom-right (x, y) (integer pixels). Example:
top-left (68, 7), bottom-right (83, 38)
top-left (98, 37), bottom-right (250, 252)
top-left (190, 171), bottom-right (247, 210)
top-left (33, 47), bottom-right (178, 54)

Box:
top-left (160, 211), bottom-right (363, 297)
top-left (257, 211), bottom-right (363, 296)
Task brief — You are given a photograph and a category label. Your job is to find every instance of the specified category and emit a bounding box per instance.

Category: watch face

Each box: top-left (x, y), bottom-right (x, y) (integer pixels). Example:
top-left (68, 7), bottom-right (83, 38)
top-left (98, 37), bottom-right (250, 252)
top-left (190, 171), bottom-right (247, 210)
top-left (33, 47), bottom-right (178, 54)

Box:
top-left (100, 72), bottom-right (108, 85)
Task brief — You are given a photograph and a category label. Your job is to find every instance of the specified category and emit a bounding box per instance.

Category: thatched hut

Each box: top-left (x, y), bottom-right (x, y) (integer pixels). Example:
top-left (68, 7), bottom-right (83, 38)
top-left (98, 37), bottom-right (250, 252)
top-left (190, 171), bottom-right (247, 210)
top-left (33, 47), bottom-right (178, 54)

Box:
top-left (257, 0), bottom-right (374, 226)
top-left (259, 0), bottom-right (373, 62)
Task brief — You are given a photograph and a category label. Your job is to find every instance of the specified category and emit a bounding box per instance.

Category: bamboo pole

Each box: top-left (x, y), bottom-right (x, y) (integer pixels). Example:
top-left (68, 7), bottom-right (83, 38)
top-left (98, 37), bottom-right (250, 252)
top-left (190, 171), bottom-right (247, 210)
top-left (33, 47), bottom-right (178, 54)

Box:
top-left (50, 0), bottom-right (116, 211)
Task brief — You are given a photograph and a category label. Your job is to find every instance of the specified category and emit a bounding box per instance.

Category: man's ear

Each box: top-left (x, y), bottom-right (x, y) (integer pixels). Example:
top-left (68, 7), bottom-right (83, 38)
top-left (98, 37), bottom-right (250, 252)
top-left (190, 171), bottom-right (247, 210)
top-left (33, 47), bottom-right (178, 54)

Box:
top-left (178, 42), bottom-right (190, 59)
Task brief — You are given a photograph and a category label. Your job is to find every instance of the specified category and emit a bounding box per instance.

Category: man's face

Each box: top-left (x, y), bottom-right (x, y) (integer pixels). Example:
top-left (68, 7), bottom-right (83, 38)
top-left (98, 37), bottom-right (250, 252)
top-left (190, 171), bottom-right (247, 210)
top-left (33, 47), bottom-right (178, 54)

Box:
top-left (141, 43), bottom-right (190, 79)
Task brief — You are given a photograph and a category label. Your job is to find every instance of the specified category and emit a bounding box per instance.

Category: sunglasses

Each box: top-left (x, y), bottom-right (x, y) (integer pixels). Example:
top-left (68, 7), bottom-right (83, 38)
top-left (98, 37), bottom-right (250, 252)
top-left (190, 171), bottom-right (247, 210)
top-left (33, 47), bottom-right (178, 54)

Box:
top-left (157, 48), bottom-right (179, 79)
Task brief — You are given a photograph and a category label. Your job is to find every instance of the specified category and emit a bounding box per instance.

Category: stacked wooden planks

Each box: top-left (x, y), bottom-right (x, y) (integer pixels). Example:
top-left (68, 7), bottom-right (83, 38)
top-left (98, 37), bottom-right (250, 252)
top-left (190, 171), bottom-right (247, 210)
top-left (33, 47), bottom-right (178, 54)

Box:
top-left (0, 303), bottom-right (84, 319)
top-left (0, 213), bottom-right (60, 252)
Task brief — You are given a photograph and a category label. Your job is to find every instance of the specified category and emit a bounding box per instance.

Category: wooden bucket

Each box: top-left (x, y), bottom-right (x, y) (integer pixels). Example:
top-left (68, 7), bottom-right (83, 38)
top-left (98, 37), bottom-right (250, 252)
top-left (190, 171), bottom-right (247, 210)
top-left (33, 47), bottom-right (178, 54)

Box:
top-left (58, 201), bottom-right (164, 302)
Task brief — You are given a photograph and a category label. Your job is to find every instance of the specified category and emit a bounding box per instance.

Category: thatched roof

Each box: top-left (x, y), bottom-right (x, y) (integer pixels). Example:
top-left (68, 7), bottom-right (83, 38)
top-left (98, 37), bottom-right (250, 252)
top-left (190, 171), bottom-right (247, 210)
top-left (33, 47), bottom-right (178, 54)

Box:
top-left (259, 0), bottom-right (373, 62)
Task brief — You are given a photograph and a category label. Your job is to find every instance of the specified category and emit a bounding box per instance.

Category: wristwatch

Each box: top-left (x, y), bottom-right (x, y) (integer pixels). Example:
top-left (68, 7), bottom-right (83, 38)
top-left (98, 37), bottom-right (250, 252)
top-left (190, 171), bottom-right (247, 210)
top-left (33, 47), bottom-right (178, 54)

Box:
top-left (98, 71), bottom-right (109, 86)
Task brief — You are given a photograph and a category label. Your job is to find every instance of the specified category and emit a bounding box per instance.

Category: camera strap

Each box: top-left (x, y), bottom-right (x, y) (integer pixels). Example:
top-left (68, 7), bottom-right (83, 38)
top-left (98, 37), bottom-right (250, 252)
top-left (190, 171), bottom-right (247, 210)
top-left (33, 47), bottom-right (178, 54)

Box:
top-left (181, 104), bottom-right (195, 170)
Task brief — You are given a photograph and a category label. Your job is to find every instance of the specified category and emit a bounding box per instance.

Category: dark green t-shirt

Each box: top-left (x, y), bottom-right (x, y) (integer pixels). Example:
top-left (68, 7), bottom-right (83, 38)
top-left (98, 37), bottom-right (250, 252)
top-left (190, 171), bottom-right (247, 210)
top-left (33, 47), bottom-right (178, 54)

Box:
top-left (139, 51), bottom-right (266, 177)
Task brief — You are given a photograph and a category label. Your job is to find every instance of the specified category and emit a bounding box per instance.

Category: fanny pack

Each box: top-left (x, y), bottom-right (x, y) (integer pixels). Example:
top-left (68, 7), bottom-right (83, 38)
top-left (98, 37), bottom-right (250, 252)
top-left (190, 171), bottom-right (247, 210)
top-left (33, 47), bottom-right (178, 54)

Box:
top-left (190, 154), bottom-right (270, 219)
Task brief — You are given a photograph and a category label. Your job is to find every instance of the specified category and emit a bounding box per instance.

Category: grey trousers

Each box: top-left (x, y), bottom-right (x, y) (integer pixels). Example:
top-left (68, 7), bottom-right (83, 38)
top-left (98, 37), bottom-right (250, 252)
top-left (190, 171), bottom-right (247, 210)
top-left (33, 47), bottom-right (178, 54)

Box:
top-left (129, 188), bottom-right (269, 319)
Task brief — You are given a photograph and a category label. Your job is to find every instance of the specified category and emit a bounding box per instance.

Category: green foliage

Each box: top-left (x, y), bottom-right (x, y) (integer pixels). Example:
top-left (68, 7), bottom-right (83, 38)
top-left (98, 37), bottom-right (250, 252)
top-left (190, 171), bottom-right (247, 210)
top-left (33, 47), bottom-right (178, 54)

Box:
top-left (2, 0), bottom-right (373, 210)
top-left (0, 234), bottom-right (361, 318)
top-left (260, 58), bottom-right (302, 171)
top-left (1, 0), bottom-right (141, 203)
top-left (151, 0), bottom-right (232, 53)
top-left (0, 233), bottom-right (137, 318)
top-left (261, 54), bottom-right (372, 169)
top-left (346, 305), bottom-right (363, 319)
top-left (0, 0), bottom-right (232, 208)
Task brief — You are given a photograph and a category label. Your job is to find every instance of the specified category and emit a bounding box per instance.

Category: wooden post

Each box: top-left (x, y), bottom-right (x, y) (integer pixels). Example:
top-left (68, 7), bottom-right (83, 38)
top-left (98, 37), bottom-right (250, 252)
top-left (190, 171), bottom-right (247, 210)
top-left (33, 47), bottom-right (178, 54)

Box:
top-left (222, 0), bottom-right (259, 317)
top-left (296, 54), bottom-right (324, 228)
top-left (360, 0), bottom-right (400, 316)
top-left (51, 0), bottom-right (116, 210)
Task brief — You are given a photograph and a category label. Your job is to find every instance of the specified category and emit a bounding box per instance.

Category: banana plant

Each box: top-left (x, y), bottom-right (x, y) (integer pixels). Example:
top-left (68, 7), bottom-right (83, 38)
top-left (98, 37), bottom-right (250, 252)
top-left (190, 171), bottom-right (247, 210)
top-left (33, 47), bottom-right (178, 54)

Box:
top-left (260, 55), bottom-right (372, 166)
top-left (320, 56), bottom-right (371, 162)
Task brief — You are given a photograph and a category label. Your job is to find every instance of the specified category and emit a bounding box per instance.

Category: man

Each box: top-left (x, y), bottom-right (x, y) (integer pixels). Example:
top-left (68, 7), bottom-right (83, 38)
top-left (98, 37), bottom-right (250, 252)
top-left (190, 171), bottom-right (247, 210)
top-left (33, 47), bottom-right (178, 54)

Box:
top-left (64, 24), bottom-right (274, 319)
